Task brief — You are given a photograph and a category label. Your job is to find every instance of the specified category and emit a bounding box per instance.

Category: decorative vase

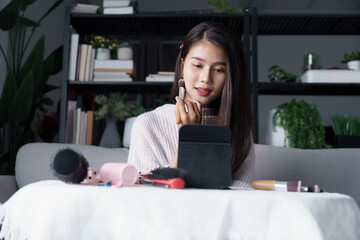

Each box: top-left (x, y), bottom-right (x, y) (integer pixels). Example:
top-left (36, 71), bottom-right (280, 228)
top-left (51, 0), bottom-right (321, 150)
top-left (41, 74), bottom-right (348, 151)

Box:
top-left (347, 60), bottom-right (360, 71)
top-left (265, 109), bottom-right (289, 147)
top-left (117, 47), bottom-right (133, 60)
top-left (99, 117), bottom-right (122, 148)
top-left (96, 48), bottom-right (111, 60)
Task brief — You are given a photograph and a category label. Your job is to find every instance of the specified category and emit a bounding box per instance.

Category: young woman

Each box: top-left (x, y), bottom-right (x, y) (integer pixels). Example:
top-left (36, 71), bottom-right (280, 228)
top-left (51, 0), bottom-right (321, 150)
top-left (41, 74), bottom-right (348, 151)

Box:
top-left (127, 21), bottom-right (254, 187)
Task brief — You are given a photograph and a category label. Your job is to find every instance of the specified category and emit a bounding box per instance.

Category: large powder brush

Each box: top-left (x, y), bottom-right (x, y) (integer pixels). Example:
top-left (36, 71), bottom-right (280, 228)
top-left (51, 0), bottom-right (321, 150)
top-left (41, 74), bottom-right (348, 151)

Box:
top-left (50, 149), bottom-right (89, 183)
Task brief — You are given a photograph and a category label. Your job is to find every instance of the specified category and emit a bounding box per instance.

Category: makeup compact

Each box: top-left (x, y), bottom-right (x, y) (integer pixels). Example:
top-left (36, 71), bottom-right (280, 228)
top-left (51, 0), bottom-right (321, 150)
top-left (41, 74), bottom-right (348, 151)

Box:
top-left (177, 124), bottom-right (232, 189)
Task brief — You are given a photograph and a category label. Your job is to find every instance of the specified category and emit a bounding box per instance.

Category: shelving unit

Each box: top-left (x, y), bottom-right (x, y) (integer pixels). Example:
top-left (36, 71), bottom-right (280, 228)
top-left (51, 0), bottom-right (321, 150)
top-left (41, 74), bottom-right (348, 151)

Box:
top-left (250, 9), bottom-right (360, 143)
top-left (59, 9), bottom-right (250, 143)
top-left (60, 8), bottom-right (360, 144)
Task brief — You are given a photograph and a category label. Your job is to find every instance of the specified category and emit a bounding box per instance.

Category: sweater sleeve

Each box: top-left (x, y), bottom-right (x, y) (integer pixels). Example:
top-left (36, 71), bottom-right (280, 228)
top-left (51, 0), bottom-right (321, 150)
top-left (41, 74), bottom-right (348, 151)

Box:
top-left (126, 106), bottom-right (178, 171)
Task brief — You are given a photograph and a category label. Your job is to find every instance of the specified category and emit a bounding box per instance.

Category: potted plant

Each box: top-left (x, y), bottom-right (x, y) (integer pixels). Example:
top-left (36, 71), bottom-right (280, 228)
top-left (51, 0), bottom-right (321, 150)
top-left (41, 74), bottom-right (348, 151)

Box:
top-left (304, 53), bottom-right (320, 71)
top-left (330, 114), bottom-right (360, 148)
top-left (341, 50), bottom-right (360, 70)
top-left (94, 92), bottom-right (135, 148)
top-left (117, 41), bottom-right (133, 60)
top-left (208, 0), bottom-right (242, 13)
top-left (268, 99), bottom-right (327, 149)
top-left (91, 36), bottom-right (118, 60)
top-left (0, 0), bottom-right (63, 174)
top-left (268, 65), bottom-right (297, 83)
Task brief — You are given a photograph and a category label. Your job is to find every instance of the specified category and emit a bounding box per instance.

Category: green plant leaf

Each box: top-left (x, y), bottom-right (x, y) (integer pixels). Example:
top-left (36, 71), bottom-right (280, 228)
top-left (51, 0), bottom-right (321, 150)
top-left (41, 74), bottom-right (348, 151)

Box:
top-left (20, 0), bottom-right (37, 11)
top-left (18, 36), bottom-right (44, 100)
top-left (0, 71), bottom-right (18, 122)
top-left (0, 0), bottom-right (20, 31)
top-left (19, 16), bottom-right (40, 27)
top-left (38, 0), bottom-right (64, 23)
top-left (41, 46), bottom-right (63, 87)
top-left (9, 71), bottom-right (34, 123)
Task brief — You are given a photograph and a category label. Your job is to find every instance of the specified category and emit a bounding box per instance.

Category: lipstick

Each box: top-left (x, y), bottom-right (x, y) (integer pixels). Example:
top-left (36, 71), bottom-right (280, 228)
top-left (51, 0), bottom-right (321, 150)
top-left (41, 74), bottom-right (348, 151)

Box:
top-left (176, 79), bottom-right (186, 124)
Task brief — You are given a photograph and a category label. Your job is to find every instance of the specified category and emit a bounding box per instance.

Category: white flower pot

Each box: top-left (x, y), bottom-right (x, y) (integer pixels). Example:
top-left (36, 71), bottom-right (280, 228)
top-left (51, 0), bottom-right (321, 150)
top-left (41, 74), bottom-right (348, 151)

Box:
top-left (117, 47), bottom-right (133, 60)
top-left (265, 109), bottom-right (289, 147)
top-left (347, 60), bottom-right (360, 71)
top-left (123, 116), bottom-right (137, 148)
top-left (96, 48), bottom-right (111, 60)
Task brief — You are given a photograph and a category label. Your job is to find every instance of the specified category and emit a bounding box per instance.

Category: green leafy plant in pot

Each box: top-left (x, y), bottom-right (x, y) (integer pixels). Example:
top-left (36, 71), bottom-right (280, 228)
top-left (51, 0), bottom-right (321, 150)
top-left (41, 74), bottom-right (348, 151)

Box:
top-left (330, 114), bottom-right (360, 148)
top-left (272, 99), bottom-right (327, 149)
top-left (268, 65), bottom-right (297, 83)
top-left (0, 0), bottom-right (63, 174)
top-left (341, 50), bottom-right (360, 70)
top-left (94, 92), bottom-right (136, 148)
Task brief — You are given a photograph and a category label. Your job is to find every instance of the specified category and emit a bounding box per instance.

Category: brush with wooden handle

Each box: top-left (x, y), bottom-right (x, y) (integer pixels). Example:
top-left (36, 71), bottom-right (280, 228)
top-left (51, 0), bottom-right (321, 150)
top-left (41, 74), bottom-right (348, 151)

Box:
top-left (176, 79), bottom-right (186, 124)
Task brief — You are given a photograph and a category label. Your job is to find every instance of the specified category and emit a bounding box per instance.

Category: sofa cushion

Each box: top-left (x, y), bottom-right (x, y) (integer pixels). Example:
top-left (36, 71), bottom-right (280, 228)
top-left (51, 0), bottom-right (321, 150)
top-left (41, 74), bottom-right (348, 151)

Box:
top-left (15, 143), bottom-right (129, 189)
top-left (254, 144), bottom-right (360, 205)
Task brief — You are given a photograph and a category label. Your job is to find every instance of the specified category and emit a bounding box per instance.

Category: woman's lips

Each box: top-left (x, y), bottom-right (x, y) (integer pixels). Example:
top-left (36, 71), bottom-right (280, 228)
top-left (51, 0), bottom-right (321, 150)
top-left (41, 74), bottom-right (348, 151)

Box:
top-left (196, 87), bottom-right (211, 96)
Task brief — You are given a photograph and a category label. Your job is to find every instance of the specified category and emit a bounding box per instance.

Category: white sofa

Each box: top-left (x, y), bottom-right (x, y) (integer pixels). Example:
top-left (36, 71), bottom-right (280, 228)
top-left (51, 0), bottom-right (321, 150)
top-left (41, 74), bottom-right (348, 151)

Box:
top-left (1, 122), bottom-right (360, 206)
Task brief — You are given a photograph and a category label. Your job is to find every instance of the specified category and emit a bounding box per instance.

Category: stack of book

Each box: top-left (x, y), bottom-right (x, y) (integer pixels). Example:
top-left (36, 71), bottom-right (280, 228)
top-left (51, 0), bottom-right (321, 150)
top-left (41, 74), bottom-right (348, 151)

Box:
top-left (145, 72), bottom-right (175, 82)
top-left (94, 59), bottom-right (134, 82)
top-left (68, 34), bottom-right (96, 82)
top-left (68, 33), bottom-right (133, 82)
top-left (65, 101), bottom-right (94, 145)
top-left (71, 3), bottom-right (99, 14)
top-left (102, 0), bottom-right (138, 14)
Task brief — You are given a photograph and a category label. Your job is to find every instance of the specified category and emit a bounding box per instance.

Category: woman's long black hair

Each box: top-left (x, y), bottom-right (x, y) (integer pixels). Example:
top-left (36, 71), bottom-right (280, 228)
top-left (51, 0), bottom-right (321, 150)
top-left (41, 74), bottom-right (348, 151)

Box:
top-left (170, 21), bottom-right (253, 176)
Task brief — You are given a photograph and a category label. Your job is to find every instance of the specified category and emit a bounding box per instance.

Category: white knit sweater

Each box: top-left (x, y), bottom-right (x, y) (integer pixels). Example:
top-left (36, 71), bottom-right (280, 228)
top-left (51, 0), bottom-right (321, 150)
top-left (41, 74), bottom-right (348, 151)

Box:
top-left (127, 104), bottom-right (254, 188)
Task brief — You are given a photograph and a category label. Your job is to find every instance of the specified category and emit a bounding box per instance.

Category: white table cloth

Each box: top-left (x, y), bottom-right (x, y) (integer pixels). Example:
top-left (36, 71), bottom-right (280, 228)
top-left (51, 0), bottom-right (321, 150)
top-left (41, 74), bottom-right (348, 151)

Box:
top-left (1, 180), bottom-right (359, 240)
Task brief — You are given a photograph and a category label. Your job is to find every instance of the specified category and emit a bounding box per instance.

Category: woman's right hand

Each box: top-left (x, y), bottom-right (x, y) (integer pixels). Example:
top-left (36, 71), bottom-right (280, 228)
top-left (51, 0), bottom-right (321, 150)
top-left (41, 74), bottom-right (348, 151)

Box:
top-left (175, 96), bottom-right (202, 127)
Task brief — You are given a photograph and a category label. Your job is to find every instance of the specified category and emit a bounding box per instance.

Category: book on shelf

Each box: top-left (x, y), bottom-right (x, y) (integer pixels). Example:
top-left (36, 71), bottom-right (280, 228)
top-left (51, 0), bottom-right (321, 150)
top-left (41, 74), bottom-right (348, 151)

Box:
top-left (85, 111), bottom-right (94, 145)
top-left (145, 72), bottom-right (175, 82)
top-left (84, 45), bottom-right (93, 81)
top-left (65, 102), bottom-right (95, 145)
top-left (71, 3), bottom-right (99, 14)
top-left (68, 34), bottom-right (79, 81)
top-left (65, 101), bottom-right (77, 143)
top-left (103, 0), bottom-right (132, 8)
top-left (94, 59), bottom-right (135, 79)
top-left (103, 6), bottom-right (135, 14)
top-left (93, 72), bottom-right (132, 82)
top-left (94, 59), bottom-right (133, 69)
top-left (103, 0), bottom-right (138, 14)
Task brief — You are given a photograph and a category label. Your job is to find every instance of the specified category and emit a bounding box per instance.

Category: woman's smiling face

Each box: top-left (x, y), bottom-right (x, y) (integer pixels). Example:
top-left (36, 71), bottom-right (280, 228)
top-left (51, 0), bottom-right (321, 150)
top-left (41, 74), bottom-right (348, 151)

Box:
top-left (181, 40), bottom-right (227, 108)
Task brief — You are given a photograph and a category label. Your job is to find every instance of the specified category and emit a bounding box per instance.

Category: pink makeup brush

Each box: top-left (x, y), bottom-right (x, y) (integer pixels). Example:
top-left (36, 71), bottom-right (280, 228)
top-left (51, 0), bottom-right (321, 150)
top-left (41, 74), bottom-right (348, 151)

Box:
top-left (176, 79), bottom-right (185, 124)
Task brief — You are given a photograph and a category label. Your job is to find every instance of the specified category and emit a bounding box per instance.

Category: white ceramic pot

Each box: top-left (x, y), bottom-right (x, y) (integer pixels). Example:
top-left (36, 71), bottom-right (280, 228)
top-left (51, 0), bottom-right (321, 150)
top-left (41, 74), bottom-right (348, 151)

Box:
top-left (265, 109), bottom-right (289, 147)
top-left (123, 116), bottom-right (137, 148)
top-left (117, 47), bottom-right (133, 60)
top-left (347, 60), bottom-right (360, 71)
top-left (96, 48), bottom-right (111, 60)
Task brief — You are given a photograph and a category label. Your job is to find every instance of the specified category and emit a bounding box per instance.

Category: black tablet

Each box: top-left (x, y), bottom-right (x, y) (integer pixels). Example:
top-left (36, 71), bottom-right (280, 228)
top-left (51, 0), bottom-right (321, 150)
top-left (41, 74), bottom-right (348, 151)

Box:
top-left (178, 124), bottom-right (232, 189)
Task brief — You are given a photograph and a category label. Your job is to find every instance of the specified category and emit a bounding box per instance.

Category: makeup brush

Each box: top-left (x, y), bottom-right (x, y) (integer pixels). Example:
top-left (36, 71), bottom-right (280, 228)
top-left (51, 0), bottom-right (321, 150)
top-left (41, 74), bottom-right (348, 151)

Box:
top-left (141, 167), bottom-right (187, 189)
top-left (50, 148), bottom-right (89, 184)
top-left (251, 180), bottom-right (302, 192)
top-left (176, 79), bottom-right (186, 124)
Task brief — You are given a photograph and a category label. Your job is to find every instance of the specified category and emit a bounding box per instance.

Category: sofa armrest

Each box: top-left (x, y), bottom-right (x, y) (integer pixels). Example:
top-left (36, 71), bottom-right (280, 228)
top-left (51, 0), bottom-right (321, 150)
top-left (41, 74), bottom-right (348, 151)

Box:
top-left (16, 143), bottom-right (129, 189)
top-left (0, 175), bottom-right (18, 203)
